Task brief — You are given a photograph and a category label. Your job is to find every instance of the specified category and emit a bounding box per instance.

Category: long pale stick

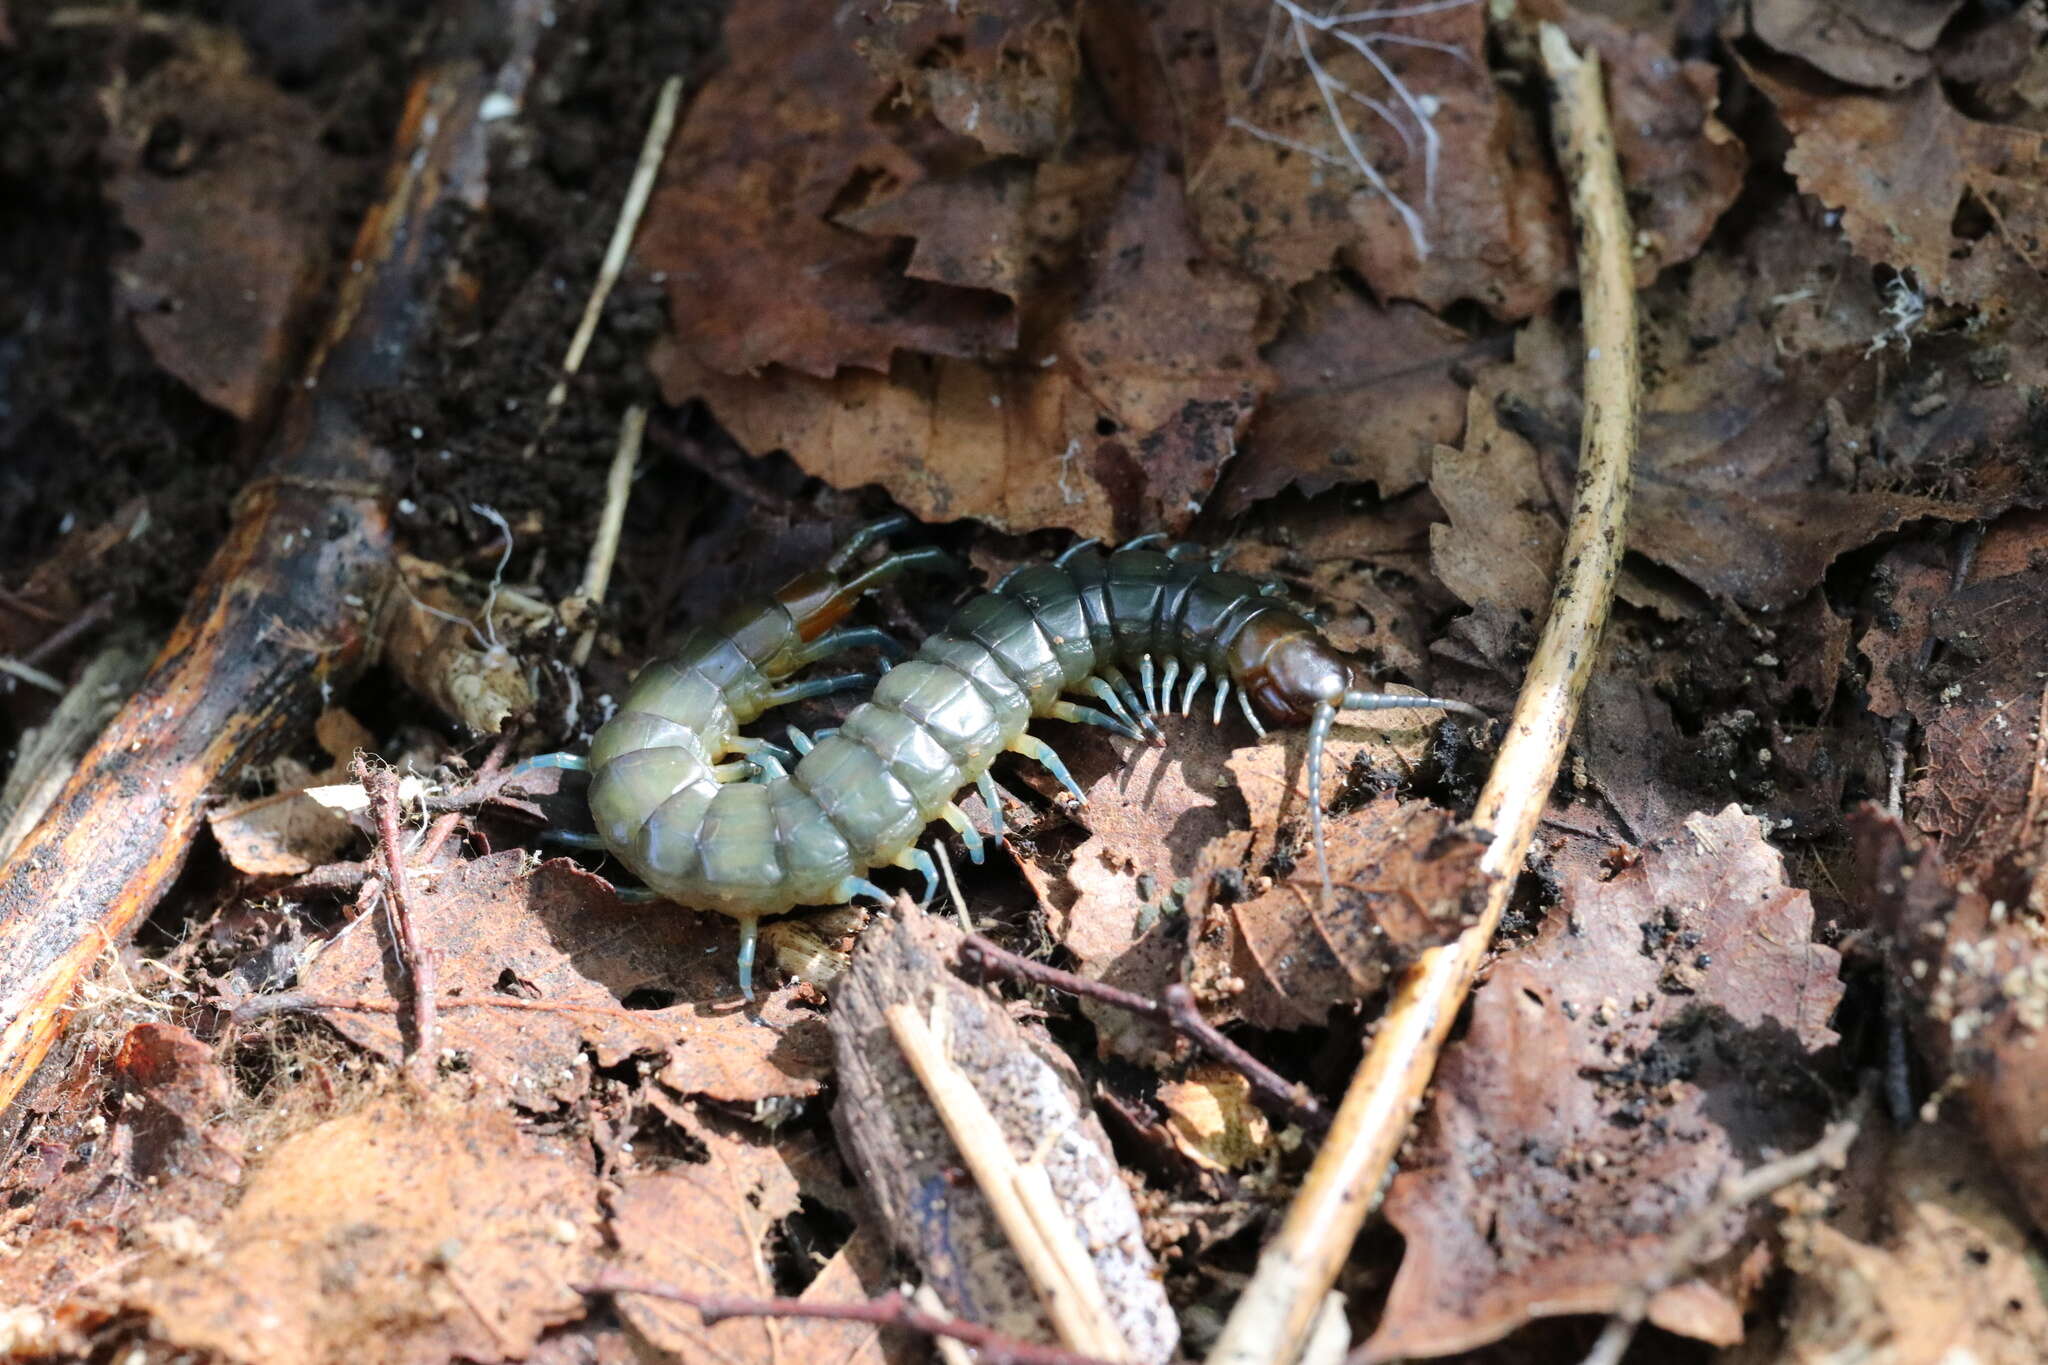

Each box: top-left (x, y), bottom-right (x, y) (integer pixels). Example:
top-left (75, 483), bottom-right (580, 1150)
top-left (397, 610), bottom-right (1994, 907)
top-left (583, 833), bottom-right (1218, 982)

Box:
top-left (1205, 25), bottom-right (1640, 1364)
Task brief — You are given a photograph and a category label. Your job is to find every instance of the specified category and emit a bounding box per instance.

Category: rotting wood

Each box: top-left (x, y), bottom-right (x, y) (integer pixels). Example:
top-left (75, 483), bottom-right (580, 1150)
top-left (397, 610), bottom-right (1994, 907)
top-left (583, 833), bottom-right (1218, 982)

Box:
top-left (0, 0), bottom-right (548, 1124)
top-left (1206, 24), bottom-right (1642, 1364)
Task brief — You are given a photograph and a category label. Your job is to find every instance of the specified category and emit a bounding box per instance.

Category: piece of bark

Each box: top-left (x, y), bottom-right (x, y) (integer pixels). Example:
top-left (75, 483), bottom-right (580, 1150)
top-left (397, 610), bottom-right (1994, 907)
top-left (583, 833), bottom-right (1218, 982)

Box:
top-left (830, 905), bottom-right (1180, 1365)
top-left (0, 2), bottom-right (547, 1123)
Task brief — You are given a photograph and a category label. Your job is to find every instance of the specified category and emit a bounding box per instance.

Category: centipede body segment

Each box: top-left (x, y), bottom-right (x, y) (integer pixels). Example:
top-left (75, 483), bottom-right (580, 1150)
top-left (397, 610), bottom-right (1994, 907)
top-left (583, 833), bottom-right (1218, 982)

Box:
top-left (580, 521), bottom-right (1483, 996)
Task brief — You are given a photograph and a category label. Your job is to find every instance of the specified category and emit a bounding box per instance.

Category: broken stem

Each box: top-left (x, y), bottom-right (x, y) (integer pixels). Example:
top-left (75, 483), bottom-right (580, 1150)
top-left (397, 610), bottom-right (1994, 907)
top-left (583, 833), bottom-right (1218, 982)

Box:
top-left (569, 404), bottom-right (646, 668)
top-left (356, 756), bottom-right (439, 1086)
top-left (956, 934), bottom-right (1327, 1132)
top-left (886, 1002), bottom-right (1136, 1362)
top-left (581, 1277), bottom-right (1136, 1365)
top-left (1206, 25), bottom-right (1639, 1365)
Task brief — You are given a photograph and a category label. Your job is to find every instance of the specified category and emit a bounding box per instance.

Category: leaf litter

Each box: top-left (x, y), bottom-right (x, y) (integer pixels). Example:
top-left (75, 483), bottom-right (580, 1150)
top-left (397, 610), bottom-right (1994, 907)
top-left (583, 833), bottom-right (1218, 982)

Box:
top-left (13, 0), bottom-right (2048, 1362)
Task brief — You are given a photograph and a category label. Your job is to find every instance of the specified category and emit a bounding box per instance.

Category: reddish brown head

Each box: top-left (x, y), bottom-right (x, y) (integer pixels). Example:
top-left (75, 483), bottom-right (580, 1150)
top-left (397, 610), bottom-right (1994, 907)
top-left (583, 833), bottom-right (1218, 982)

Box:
top-left (1226, 611), bottom-right (1356, 726)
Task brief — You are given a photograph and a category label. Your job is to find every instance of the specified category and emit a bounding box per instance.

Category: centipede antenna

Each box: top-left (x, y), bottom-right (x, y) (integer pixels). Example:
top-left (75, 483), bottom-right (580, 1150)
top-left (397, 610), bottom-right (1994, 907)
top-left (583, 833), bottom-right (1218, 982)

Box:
top-left (1009, 732), bottom-right (1087, 805)
top-left (1048, 700), bottom-right (1143, 740)
top-left (1236, 685), bottom-right (1267, 738)
top-left (1160, 657), bottom-right (1181, 715)
top-left (1340, 689), bottom-right (1488, 722)
top-left (935, 840), bottom-right (974, 932)
top-left (1308, 702), bottom-right (1337, 905)
top-left (1181, 663), bottom-right (1208, 715)
top-left (1212, 679), bottom-right (1232, 726)
top-left (1054, 537), bottom-right (1103, 567)
top-left (976, 771), bottom-right (1006, 844)
top-left (764, 673), bottom-right (868, 707)
top-left (1140, 654), bottom-right (1159, 715)
top-left (826, 512), bottom-right (913, 572)
top-left (736, 917), bottom-right (759, 1002)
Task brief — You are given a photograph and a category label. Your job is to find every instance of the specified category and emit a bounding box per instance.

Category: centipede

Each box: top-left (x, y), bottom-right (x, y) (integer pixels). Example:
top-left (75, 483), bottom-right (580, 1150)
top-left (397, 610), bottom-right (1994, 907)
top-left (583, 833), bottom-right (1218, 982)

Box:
top-left (550, 517), bottom-right (1483, 997)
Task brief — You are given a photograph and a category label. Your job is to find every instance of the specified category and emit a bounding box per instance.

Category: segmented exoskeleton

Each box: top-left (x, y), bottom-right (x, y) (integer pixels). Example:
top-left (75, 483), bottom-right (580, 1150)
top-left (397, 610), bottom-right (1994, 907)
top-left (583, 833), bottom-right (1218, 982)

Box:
top-left (578, 527), bottom-right (1482, 998)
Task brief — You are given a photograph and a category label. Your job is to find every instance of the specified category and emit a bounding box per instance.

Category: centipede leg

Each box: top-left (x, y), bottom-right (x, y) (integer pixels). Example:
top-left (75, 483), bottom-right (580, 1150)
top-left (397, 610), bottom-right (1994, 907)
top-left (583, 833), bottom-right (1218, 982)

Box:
top-left (730, 736), bottom-right (795, 765)
top-left (736, 916), bottom-right (761, 1002)
top-left (712, 760), bottom-right (762, 782)
top-left (1120, 531), bottom-right (1168, 551)
top-left (794, 625), bottom-right (904, 666)
top-left (1054, 537), bottom-right (1102, 567)
top-left (1235, 686), bottom-right (1268, 738)
top-left (830, 875), bottom-right (895, 907)
top-left (825, 513), bottom-right (914, 572)
top-left (1180, 663), bottom-right (1208, 715)
top-left (977, 772), bottom-right (1006, 844)
top-left (1211, 678), bottom-right (1233, 726)
top-left (1009, 732), bottom-right (1087, 805)
top-left (511, 752), bottom-right (589, 775)
top-left (1139, 654), bottom-right (1159, 715)
top-left (936, 802), bottom-right (986, 864)
top-left (611, 886), bottom-right (663, 903)
top-left (1098, 666), bottom-right (1161, 738)
top-left (1047, 700), bottom-right (1142, 740)
top-left (1160, 658), bottom-right (1180, 715)
top-left (893, 846), bottom-right (941, 907)
top-left (1081, 676), bottom-right (1142, 732)
top-left (786, 727), bottom-right (814, 755)
top-left (837, 545), bottom-right (964, 598)
top-left (763, 673), bottom-right (868, 707)
top-left (541, 829), bottom-right (608, 850)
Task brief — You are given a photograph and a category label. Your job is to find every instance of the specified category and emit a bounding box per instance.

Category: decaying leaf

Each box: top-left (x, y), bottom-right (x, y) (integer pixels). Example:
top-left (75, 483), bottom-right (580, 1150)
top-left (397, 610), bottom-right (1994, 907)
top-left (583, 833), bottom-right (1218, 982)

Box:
top-left (830, 907), bottom-right (1180, 1363)
top-left (1748, 0), bottom-right (1967, 90)
top-left (638, 0), bottom-right (1016, 378)
top-left (852, 0), bottom-right (1081, 159)
top-left (1157, 1064), bottom-right (1272, 1172)
top-left (658, 154), bottom-right (1270, 539)
top-left (300, 853), bottom-right (832, 1106)
top-left (207, 708), bottom-right (372, 877)
top-left (1757, 61), bottom-right (2048, 323)
top-left (607, 1117), bottom-right (901, 1363)
top-left (1187, 794), bottom-right (1486, 1031)
top-left (124, 1094), bottom-right (597, 1365)
top-left (1364, 805), bottom-right (1844, 1360)
top-left (1753, 1122), bottom-right (2048, 1365)
top-left (106, 29), bottom-right (342, 419)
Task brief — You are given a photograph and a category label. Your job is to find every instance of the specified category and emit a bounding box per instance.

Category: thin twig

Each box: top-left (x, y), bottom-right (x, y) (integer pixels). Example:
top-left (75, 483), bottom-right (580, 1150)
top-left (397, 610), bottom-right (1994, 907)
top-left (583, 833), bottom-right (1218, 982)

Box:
top-left (0, 657), bottom-right (65, 695)
top-left (22, 593), bottom-right (113, 667)
top-left (580, 1278), bottom-right (1137, 1365)
top-left (1206, 26), bottom-right (1639, 1365)
top-left (534, 75), bottom-right (683, 436)
top-left (1573, 1090), bottom-right (1870, 1365)
top-left (569, 404), bottom-right (646, 668)
top-left (356, 756), bottom-right (439, 1086)
top-left (957, 935), bottom-right (1327, 1132)
top-left (886, 1002), bottom-right (1136, 1361)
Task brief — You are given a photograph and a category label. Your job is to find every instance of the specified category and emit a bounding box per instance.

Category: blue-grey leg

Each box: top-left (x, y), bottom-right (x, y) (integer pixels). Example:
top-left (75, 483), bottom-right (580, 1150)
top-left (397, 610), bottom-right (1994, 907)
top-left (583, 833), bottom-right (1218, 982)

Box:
top-left (786, 726), bottom-right (815, 755)
top-left (1139, 655), bottom-right (1159, 714)
top-left (1099, 666), bottom-right (1160, 738)
top-left (736, 916), bottom-right (761, 1001)
top-left (1212, 678), bottom-right (1233, 727)
top-left (1159, 658), bottom-right (1180, 716)
top-left (1054, 537), bottom-right (1103, 567)
top-left (1180, 662), bottom-right (1208, 715)
top-left (730, 736), bottom-right (795, 765)
top-left (830, 875), bottom-right (896, 907)
top-left (795, 625), bottom-right (905, 666)
top-left (1047, 699), bottom-right (1142, 740)
top-left (1081, 676), bottom-right (1141, 732)
top-left (1307, 703), bottom-right (1337, 904)
top-left (937, 802), bottom-right (986, 864)
top-left (511, 752), bottom-right (589, 776)
top-left (1120, 531), bottom-right (1168, 551)
top-left (541, 829), bottom-right (608, 850)
top-left (712, 760), bottom-right (762, 782)
top-left (893, 846), bottom-right (940, 907)
top-left (838, 545), bottom-right (963, 599)
top-left (1009, 732), bottom-right (1087, 805)
top-left (612, 885), bottom-right (663, 903)
top-left (826, 513), bottom-right (913, 572)
top-left (977, 772), bottom-right (1006, 844)
top-left (764, 673), bottom-right (867, 707)
top-left (1236, 685), bottom-right (1267, 738)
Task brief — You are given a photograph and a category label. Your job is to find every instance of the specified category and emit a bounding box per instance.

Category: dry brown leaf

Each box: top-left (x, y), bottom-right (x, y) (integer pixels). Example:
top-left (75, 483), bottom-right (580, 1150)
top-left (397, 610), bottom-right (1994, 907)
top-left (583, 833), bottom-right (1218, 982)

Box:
top-left (1757, 1122), bottom-right (2048, 1365)
top-left (1157, 1064), bottom-right (1272, 1172)
top-left (125, 1094), bottom-right (597, 1365)
top-left (659, 154), bottom-right (1270, 539)
top-left (300, 852), bottom-right (832, 1106)
top-left (1749, 0), bottom-right (1968, 91)
top-left (1757, 62), bottom-right (2048, 323)
top-left (111, 1022), bottom-right (245, 1185)
top-left (1188, 793), bottom-right (1485, 1031)
top-left (1213, 273), bottom-right (1485, 515)
top-left (1363, 805), bottom-right (1845, 1361)
top-left (638, 0), bottom-right (1016, 378)
top-left (852, 0), bottom-right (1081, 159)
top-left (608, 1121), bottom-right (904, 1364)
top-left (106, 37), bottom-right (341, 419)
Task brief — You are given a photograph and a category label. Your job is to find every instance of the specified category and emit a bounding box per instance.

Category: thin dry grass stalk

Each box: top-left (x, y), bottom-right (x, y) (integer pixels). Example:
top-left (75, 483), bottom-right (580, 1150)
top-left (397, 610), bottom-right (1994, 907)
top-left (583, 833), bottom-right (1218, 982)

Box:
top-left (1204, 23), bottom-right (1641, 1364)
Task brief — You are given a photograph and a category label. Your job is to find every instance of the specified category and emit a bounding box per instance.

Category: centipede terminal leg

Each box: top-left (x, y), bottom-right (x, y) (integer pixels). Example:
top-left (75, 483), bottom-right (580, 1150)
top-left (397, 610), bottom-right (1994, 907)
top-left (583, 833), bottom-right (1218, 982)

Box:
top-left (794, 625), bottom-right (904, 666)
